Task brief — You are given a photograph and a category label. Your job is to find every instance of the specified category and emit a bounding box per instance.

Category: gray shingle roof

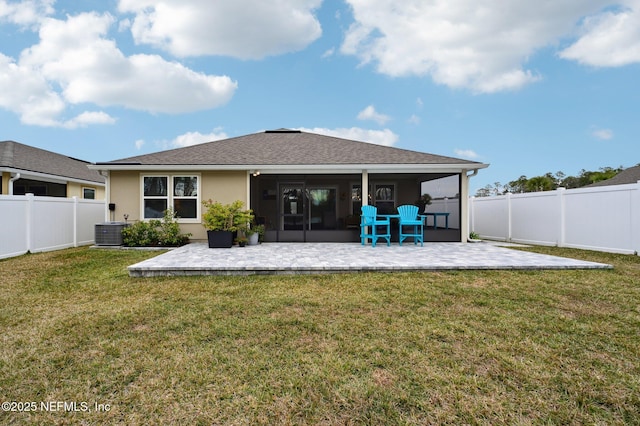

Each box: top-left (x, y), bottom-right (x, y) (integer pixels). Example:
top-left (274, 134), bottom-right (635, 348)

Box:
top-left (101, 130), bottom-right (483, 167)
top-left (586, 164), bottom-right (640, 187)
top-left (0, 141), bottom-right (105, 184)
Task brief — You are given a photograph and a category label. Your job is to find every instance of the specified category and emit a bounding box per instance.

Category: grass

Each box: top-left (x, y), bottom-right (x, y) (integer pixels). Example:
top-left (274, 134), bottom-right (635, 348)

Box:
top-left (0, 246), bottom-right (639, 425)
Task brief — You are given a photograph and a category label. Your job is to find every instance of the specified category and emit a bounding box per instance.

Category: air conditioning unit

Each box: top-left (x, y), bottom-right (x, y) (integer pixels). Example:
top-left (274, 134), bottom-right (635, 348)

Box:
top-left (95, 222), bottom-right (130, 246)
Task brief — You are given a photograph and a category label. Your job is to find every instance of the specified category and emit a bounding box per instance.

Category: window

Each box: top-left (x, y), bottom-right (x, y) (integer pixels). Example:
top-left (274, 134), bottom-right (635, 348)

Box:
top-left (351, 183), bottom-right (395, 214)
top-left (374, 183), bottom-right (395, 214)
top-left (142, 175), bottom-right (199, 221)
top-left (83, 187), bottom-right (96, 199)
top-left (173, 176), bottom-right (198, 219)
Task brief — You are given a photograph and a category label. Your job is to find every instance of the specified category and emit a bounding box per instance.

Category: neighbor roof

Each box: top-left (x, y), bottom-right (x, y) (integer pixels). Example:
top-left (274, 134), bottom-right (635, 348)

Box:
top-left (95, 130), bottom-right (487, 172)
top-left (586, 164), bottom-right (640, 187)
top-left (0, 141), bottom-right (105, 184)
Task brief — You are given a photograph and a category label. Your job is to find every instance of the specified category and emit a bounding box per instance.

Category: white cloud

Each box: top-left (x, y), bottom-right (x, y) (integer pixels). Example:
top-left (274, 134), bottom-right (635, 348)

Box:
top-left (357, 105), bottom-right (390, 125)
top-left (322, 47), bottom-right (335, 59)
top-left (341, 0), bottom-right (614, 93)
top-left (454, 149), bottom-right (479, 159)
top-left (62, 111), bottom-right (117, 129)
top-left (0, 0), bottom-right (54, 26)
top-left (298, 127), bottom-right (399, 147)
top-left (135, 139), bottom-right (145, 150)
top-left (118, 0), bottom-right (323, 59)
top-left (0, 12), bottom-right (238, 127)
top-left (408, 114), bottom-right (420, 125)
top-left (591, 127), bottom-right (614, 140)
top-left (559, 3), bottom-right (640, 67)
top-left (0, 52), bottom-right (62, 126)
top-left (167, 129), bottom-right (228, 148)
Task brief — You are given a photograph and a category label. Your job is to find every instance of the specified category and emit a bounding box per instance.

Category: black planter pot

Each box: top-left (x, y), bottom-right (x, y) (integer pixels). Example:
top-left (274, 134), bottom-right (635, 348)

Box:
top-left (207, 230), bottom-right (234, 248)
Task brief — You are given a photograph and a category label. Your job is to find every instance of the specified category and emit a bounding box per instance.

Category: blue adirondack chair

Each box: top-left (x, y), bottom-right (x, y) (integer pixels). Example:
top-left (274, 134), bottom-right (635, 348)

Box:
top-left (360, 205), bottom-right (391, 247)
top-left (398, 204), bottom-right (425, 246)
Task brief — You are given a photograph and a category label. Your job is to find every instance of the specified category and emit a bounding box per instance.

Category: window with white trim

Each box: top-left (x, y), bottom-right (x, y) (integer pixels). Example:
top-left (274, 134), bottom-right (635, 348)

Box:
top-left (83, 187), bottom-right (96, 199)
top-left (142, 175), bottom-right (199, 221)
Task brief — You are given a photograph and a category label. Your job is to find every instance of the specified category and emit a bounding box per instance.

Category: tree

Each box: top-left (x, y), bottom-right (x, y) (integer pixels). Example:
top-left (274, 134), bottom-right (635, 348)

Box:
top-left (474, 165), bottom-right (626, 197)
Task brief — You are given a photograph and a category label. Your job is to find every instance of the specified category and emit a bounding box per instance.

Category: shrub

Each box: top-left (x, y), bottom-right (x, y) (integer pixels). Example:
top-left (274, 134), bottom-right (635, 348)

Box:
top-left (122, 209), bottom-right (191, 247)
top-left (201, 200), bottom-right (253, 232)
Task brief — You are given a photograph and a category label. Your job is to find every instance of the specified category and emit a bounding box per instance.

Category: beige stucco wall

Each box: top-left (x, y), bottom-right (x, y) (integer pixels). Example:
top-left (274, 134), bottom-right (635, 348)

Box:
top-left (67, 182), bottom-right (106, 200)
top-left (0, 171), bottom-right (105, 198)
top-left (1, 172), bottom-right (8, 194)
top-left (108, 170), bottom-right (249, 241)
top-left (109, 170), bottom-right (141, 223)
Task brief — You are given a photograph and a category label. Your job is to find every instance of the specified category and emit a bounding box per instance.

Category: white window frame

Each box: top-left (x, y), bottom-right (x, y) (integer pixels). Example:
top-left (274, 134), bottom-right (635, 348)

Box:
top-left (141, 174), bottom-right (200, 223)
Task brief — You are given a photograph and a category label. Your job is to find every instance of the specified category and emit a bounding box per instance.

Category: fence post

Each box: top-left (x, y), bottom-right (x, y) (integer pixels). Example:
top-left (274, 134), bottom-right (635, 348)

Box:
top-left (73, 196), bottom-right (79, 248)
top-left (25, 193), bottom-right (34, 253)
top-left (557, 187), bottom-right (566, 247)
top-left (633, 181), bottom-right (640, 256)
top-left (469, 196), bottom-right (475, 234)
top-left (506, 192), bottom-right (512, 242)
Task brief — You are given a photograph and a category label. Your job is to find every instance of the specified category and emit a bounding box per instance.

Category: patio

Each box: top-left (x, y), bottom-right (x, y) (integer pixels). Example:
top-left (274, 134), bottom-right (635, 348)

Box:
top-left (127, 242), bottom-right (612, 277)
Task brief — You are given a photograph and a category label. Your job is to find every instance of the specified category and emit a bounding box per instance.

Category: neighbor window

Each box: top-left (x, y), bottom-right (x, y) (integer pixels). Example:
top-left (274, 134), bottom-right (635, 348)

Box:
top-left (142, 175), bottom-right (199, 221)
top-left (83, 187), bottom-right (96, 199)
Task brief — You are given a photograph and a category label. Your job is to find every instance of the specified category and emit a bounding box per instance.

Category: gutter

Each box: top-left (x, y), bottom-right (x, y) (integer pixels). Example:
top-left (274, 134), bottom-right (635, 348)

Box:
top-left (8, 172), bottom-right (20, 195)
top-left (88, 163), bottom-right (490, 174)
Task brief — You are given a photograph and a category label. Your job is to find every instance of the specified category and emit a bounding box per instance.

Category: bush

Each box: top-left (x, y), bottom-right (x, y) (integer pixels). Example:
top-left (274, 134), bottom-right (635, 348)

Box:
top-left (122, 209), bottom-right (191, 247)
top-left (202, 200), bottom-right (253, 232)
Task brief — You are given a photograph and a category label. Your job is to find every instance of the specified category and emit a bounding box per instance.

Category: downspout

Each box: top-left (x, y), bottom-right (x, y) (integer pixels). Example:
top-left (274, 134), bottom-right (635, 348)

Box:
top-left (8, 172), bottom-right (20, 195)
top-left (461, 169), bottom-right (479, 242)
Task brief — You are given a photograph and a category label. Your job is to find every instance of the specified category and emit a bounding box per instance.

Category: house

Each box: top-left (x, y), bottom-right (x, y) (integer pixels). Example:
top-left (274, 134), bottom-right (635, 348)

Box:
top-left (585, 164), bottom-right (640, 188)
top-left (90, 129), bottom-right (488, 242)
top-left (0, 141), bottom-right (105, 199)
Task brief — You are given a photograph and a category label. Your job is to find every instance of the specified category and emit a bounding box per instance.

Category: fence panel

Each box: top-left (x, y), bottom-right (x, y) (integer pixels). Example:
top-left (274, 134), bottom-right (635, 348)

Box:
top-left (563, 185), bottom-right (636, 253)
top-left (0, 196), bottom-right (29, 259)
top-left (77, 199), bottom-right (107, 245)
top-left (31, 197), bottom-right (76, 252)
top-left (0, 194), bottom-right (106, 260)
top-left (510, 191), bottom-right (560, 246)
top-left (470, 195), bottom-right (509, 240)
top-left (470, 182), bottom-right (640, 255)
top-left (424, 198), bottom-right (460, 229)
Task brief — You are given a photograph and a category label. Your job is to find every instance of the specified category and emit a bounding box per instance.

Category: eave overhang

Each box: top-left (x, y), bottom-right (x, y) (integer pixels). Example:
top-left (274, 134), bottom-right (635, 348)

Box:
top-left (88, 163), bottom-right (489, 175)
top-left (1, 166), bottom-right (106, 186)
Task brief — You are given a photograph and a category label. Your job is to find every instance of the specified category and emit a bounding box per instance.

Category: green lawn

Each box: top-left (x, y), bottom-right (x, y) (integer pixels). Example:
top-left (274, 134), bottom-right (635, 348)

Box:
top-left (1, 246), bottom-right (639, 425)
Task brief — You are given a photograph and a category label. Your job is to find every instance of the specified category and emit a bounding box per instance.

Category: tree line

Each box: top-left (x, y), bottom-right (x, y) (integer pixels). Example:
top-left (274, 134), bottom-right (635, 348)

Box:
top-left (475, 166), bottom-right (629, 197)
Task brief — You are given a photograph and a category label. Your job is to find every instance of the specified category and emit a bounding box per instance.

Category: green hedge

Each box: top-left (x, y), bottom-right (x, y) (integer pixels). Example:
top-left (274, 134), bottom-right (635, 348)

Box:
top-left (122, 209), bottom-right (191, 247)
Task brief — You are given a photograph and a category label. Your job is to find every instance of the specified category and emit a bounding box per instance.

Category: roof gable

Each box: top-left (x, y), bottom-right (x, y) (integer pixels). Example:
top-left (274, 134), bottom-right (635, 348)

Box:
top-left (101, 130), bottom-right (484, 168)
top-left (0, 140), bottom-right (105, 184)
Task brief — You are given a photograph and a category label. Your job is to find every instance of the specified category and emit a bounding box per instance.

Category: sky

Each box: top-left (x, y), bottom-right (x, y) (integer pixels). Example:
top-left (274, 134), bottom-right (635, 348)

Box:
top-left (1, 0), bottom-right (639, 195)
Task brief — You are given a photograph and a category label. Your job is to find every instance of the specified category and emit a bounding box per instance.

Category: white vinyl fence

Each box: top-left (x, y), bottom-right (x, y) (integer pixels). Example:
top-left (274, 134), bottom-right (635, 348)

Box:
top-left (469, 182), bottom-right (640, 255)
top-left (0, 194), bottom-right (105, 260)
top-left (424, 198), bottom-right (460, 229)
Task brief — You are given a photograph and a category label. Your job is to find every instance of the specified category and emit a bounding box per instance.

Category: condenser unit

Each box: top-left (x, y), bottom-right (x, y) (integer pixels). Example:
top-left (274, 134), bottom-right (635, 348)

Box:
top-left (95, 222), bottom-right (129, 246)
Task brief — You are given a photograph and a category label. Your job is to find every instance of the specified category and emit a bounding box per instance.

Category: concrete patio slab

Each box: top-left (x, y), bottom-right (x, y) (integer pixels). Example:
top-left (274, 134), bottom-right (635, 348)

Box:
top-left (127, 242), bottom-right (612, 277)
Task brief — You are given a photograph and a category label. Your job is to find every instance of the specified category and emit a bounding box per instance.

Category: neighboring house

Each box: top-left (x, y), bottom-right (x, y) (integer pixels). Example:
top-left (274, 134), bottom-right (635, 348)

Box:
top-left (0, 141), bottom-right (105, 199)
top-left (90, 129), bottom-right (488, 242)
top-left (585, 164), bottom-right (640, 187)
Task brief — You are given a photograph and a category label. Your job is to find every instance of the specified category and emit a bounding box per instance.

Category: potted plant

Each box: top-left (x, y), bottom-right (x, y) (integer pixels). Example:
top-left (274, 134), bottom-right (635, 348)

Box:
top-left (202, 200), bottom-right (254, 248)
top-left (415, 193), bottom-right (432, 213)
top-left (236, 236), bottom-right (248, 247)
top-left (245, 223), bottom-right (265, 245)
